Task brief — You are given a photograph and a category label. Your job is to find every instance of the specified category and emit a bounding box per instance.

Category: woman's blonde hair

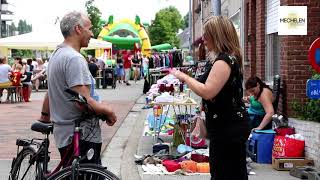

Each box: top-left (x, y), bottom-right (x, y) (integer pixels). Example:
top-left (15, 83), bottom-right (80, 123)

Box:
top-left (36, 58), bottom-right (43, 64)
top-left (203, 16), bottom-right (243, 69)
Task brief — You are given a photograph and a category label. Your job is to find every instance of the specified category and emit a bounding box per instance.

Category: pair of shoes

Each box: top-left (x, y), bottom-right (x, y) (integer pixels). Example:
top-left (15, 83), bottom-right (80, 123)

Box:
top-left (126, 82), bottom-right (131, 86)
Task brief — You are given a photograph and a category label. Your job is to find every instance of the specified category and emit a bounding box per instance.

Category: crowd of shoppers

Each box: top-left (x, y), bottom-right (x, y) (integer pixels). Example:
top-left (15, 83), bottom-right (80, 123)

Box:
top-left (0, 55), bottom-right (50, 103)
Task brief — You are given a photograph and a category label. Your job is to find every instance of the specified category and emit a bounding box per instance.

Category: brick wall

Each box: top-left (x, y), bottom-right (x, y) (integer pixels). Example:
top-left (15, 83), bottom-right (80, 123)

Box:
top-left (255, 0), bottom-right (266, 78)
top-left (280, 0), bottom-right (320, 116)
top-left (289, 118), bottom-right (320, 168)
top-left (244, 0), bottom-right (257, 78)
top-left (245, 0), bottom-right (320, 116)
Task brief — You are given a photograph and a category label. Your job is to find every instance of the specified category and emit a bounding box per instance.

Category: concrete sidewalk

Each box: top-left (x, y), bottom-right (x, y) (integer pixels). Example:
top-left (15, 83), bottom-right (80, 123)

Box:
top-left (102, 94), bottom-right (299, 180)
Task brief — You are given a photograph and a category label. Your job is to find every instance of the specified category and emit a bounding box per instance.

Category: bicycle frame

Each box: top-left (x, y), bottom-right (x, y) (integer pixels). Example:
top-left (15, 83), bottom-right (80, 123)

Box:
top-left (42, 118), bottom-right (86, 178)
top-left (12, 88), bottom-right (105, 179)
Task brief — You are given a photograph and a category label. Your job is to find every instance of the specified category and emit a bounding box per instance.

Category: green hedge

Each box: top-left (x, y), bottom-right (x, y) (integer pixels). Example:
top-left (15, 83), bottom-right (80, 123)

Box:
top-left (291, 72), bottom-right (320, 122)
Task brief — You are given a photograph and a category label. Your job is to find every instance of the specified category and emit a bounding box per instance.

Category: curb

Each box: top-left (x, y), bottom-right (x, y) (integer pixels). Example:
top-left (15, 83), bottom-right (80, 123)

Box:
top-left (101, 95), bottom-right (146, 178)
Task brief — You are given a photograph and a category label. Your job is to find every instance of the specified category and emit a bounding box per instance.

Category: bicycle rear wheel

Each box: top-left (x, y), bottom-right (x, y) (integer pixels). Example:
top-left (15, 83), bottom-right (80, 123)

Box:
top-left (9, 146), bottom-right (42, 180)
top-left (48, 163), bottom-right (120, 180)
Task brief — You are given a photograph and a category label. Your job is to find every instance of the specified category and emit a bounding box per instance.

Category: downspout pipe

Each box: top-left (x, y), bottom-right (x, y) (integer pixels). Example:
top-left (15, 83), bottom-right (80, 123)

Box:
top-left (0, 2), bottom-right (2, 37)
top-left (189, 0), bottom-right (192, 53)
top-left (211, 0), bottom-right (221, 16)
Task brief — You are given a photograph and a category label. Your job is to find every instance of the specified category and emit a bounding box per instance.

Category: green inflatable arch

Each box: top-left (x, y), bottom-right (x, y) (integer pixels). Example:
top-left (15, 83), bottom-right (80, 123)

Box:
top-left (98, 16), bottom-right (152, 55)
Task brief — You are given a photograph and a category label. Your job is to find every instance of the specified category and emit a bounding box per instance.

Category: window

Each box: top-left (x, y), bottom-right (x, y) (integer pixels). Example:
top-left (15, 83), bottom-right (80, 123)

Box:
top-left (229, 10), bottom-right (240, 40)
top-left (265, 33), bottom-right (280, 82)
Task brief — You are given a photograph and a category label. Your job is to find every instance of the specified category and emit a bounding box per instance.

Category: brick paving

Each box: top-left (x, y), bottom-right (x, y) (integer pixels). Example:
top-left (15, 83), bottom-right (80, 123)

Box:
top-left (0, 81), bottom-right (143, 161)
top-left (0, 99), bottom-right (134, 160)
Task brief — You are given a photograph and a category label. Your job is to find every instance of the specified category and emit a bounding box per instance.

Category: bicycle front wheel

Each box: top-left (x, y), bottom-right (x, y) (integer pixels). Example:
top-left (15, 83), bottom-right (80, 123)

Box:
top-left (48, 163), bottom-right (120, 180)
top-left (9, 146), bottom-right (42, 180)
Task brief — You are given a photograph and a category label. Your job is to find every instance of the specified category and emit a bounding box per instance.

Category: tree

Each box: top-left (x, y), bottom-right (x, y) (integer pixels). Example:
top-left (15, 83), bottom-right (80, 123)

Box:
top-left (17, 20), bottom-right (32, 35)
top-left (183, 12), bottom-right (189, 29)
top-left (149, 6), bottom-right (183, 48)
top-left (11, 49), bottom-right (33, 58)
top-left (9, 22), bottom-right (16, 36)
top-left (85, 0), bottom-right (102, 38)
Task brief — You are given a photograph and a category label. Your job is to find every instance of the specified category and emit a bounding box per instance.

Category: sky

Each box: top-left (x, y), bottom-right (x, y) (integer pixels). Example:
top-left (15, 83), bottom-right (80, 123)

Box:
top-left (10, 0), bottom-right (189, 30)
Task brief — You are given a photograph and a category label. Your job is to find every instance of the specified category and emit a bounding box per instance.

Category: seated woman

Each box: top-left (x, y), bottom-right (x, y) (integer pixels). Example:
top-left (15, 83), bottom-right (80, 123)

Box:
top-left (31, 58), bottom-right (46, 91)
top-left (0, 56), bottom-right (12, 102)
top-left (245, 76), bottom-right (274, 130)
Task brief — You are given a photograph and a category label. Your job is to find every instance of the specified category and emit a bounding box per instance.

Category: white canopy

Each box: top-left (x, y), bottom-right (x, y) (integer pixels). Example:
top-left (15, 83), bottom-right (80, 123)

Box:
top-left (0, 26), bottom-right (111, 55)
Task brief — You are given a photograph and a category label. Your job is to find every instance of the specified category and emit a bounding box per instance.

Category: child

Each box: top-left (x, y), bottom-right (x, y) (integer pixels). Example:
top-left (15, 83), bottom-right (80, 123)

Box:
top-left (10, 64), bottom-right (26, 100)
top-left (22, 59), bottom-right (33, 102)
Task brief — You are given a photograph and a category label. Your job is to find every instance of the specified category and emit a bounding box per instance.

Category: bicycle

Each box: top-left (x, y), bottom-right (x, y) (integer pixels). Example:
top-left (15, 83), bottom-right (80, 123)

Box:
top-left (9, 88), bottom-right (120, 180)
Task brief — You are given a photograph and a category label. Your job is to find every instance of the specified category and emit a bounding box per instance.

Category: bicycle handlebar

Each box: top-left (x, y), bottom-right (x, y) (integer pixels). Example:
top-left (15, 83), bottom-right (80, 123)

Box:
top-left (64, 88), bottom-right (110, 122)
top-left (65, 88), bottom-right (80, 97)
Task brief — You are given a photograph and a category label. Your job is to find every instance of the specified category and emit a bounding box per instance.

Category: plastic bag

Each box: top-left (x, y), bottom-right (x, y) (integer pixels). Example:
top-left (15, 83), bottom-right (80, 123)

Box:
top-left (272, 135), bottom-right (305, 158)
top-left (274, 127), bottom-right (295, 136)
top-left (191, 114), bottom-right (207, 139)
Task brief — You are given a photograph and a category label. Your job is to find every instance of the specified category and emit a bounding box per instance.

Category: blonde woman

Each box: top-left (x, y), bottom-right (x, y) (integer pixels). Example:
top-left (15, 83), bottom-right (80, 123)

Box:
top-left (11, 57), bottom-right (26, 74)
top-left (32, 58), bottom-right (46, 91)
top-left (171, 16), bottom-right (249, 180)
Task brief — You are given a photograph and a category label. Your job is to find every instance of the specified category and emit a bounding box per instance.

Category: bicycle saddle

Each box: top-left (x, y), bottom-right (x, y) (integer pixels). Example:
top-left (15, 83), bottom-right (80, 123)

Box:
top-left (31, 121), bottom-right (53, 134)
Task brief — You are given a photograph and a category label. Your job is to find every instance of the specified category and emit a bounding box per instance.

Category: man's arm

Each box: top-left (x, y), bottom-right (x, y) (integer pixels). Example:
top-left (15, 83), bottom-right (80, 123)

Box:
top-left (39, 92), bottom-right (51, 123)
top-left (72, 85), bottom-right (117, 126)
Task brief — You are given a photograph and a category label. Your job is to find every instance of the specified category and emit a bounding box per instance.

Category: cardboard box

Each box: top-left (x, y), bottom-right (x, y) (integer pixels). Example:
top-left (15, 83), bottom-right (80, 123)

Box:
top-left (272, 157), bottom-right (314, 171)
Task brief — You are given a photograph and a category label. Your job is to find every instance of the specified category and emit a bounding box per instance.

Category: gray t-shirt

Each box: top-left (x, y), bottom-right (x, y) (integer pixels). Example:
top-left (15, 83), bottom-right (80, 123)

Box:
top-left (47, 43), bottom-right (101, 148)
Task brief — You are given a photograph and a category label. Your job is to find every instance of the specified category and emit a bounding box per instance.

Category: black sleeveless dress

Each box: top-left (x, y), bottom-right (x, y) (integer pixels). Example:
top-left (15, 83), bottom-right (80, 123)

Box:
top-left (197, 53), bottom-right (249, 180)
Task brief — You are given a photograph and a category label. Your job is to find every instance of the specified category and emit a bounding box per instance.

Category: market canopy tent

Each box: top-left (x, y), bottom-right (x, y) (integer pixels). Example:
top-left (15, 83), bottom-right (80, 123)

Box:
top-left (0, 26), bottom-right (112, 56)
top-left (151, 43), bottom-right (172, 51)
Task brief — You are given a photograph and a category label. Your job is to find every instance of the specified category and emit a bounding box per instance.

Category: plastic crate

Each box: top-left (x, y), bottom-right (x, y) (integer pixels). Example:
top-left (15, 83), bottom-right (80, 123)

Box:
top-left (247, 129), bottom-right (276, 164)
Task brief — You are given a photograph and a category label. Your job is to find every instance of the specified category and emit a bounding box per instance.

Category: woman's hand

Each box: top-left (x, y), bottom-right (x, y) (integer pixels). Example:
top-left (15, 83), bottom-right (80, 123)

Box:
top-left (170, 68), bottom-right (186, 82)
top-left (252, 126), bottom-right (263, 132)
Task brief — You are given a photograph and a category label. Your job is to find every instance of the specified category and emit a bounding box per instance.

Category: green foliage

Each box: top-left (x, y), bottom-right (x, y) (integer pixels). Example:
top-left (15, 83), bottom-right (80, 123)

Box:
top-left (8, 22), bottom-right (16, 36)
top-left (80, 49), bottom-right (88, 59)
top-left (98, 19), bottom-right (107, 28)
top-left (183, 12), bottom-right (189, 29)
top-left (85, 0), bottom-right (102, 38)
top-left (291, 73), bottom-right (320, 122)
top-left (17, 20), bottom-right (32, 35)
top-left (149, 6), bottom-right (183, 48)
top-left (11, 49), bottom-right (34, 58)
top-left (85, 49), bottom-right (95, 57)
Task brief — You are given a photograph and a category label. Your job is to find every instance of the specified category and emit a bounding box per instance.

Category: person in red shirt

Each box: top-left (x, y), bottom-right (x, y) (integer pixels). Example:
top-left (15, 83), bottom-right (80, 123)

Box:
top-left (123, 50), bottom-right (132, 86)
top-left (11, 64), bottom-right (26, 86)
top-left (10, 64), bottom-right (26, 100)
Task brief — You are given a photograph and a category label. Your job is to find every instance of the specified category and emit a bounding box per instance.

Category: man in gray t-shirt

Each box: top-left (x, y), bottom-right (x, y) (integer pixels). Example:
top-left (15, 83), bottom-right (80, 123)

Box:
top-left (39, 11), bottom-right (117, 165)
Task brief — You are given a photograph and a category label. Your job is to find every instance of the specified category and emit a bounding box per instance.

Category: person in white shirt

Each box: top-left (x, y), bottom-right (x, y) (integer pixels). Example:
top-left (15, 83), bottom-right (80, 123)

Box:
top-left (0, 56), bottom-right (12, 102)
top-left (32, 58), bottom-right (46, 91)
top-left (142, 54), bottom-right (149, 78)
top-left (32, 58), bottom-right (38, 73)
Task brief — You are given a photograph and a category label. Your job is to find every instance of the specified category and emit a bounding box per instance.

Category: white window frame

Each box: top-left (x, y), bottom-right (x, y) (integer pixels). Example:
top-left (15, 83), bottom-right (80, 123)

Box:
top-left (265, 33), bottom-right (280, 83)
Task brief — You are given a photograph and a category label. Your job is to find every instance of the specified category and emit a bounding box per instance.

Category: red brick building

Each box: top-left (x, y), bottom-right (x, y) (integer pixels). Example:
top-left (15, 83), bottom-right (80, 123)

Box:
top-left (244, 0), bottom-right (320, 116)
